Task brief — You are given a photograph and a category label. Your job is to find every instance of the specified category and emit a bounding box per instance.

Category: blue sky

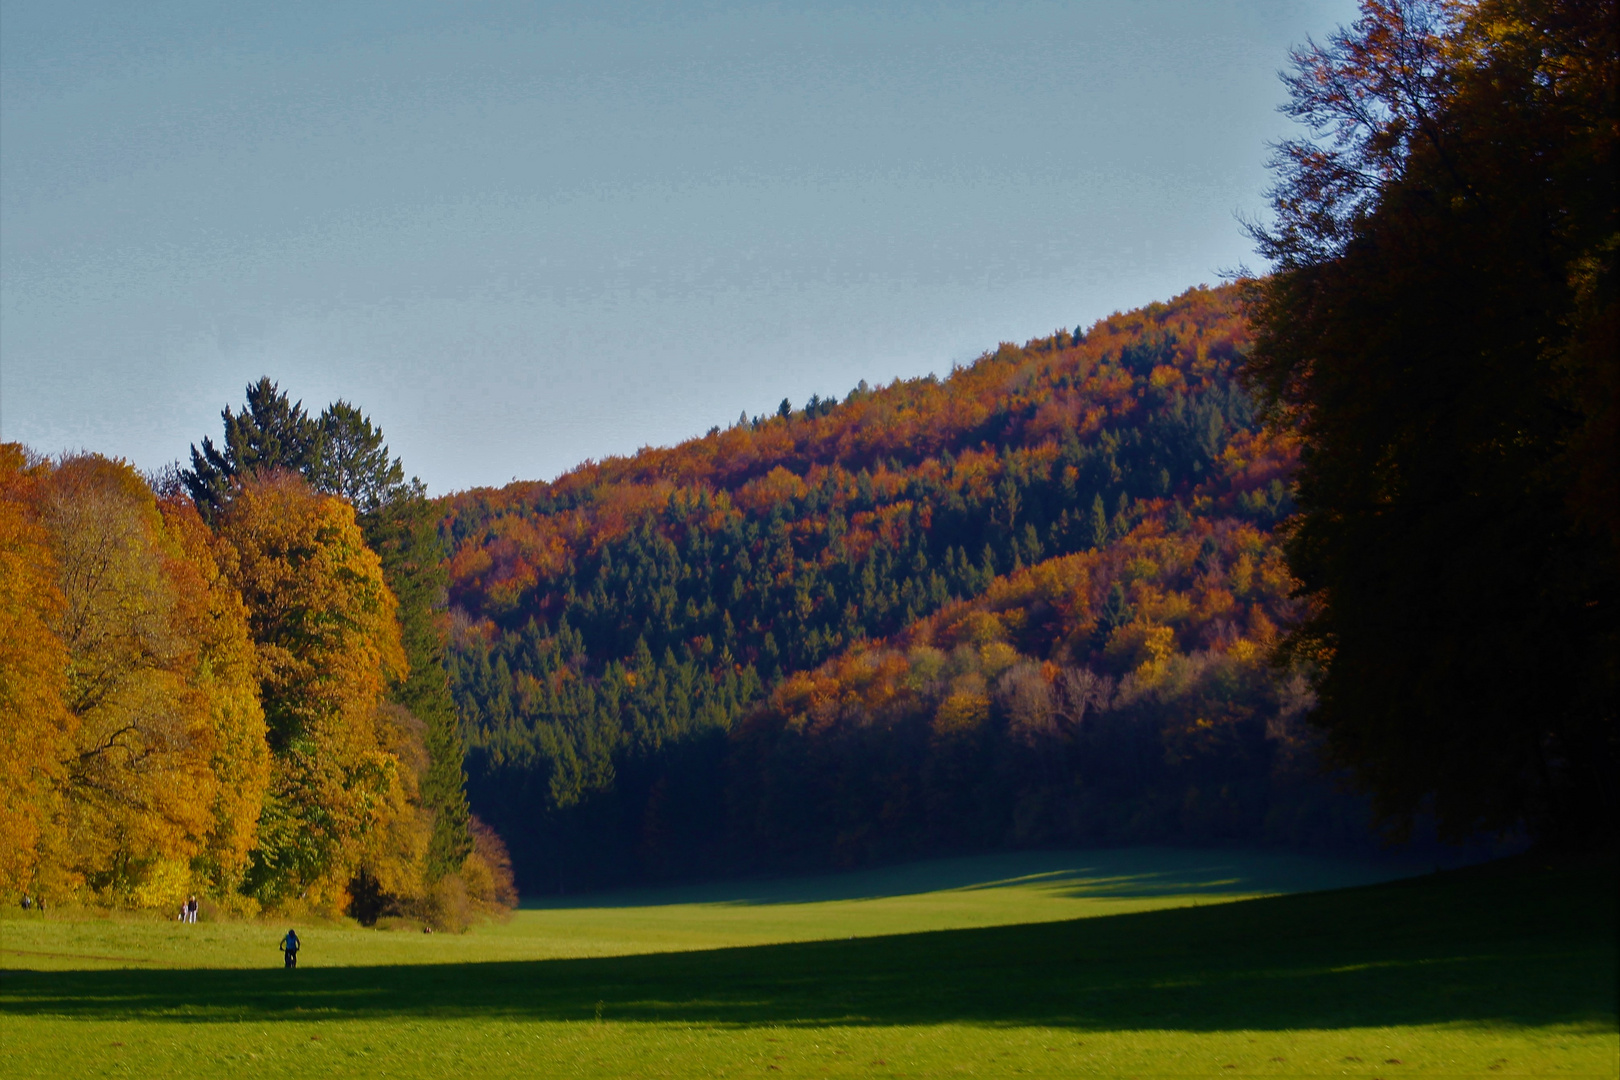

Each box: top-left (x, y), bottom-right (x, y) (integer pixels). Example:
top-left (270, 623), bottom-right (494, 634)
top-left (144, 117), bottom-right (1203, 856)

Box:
top-left (1, 0), bottom-right (1355, 493)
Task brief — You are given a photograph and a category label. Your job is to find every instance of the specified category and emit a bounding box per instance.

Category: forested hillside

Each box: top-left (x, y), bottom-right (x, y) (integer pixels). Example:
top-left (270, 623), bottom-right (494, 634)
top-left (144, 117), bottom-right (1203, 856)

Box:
top-left (442, 285), bottom-right (1368, 892)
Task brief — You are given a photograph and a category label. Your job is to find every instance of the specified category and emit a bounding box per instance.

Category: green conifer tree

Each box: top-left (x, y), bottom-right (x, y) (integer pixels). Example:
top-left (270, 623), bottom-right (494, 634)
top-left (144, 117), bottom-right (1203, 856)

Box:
top-left (182, 378), bottom-right (322, 519)
top-left (311, 401), bottom-right (407, 513)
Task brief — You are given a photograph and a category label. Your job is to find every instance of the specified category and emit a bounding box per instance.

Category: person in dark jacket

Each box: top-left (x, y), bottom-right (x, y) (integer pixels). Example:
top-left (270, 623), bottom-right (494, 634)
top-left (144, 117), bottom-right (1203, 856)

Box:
top-left (279, 928), bottom-right (301, 968)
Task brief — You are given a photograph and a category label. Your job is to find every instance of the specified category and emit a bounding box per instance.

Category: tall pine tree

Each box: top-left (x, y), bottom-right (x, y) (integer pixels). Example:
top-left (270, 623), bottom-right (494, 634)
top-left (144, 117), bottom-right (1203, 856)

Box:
top-left (362, 489), bottom-right (473, 879)
top-left (183, 377), bottom-right (321, 519)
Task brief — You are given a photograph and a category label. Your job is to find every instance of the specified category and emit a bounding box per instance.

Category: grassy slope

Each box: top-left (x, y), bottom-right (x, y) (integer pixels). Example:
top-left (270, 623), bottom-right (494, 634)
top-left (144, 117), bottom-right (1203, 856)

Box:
top-left (1, 851), bottom-right (1613, 1078)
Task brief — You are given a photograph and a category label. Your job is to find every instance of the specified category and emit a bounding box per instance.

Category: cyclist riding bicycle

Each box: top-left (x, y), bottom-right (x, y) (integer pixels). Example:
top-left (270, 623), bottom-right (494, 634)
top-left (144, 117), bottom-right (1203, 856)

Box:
top-left (279, 928), bottom-right (301, 969)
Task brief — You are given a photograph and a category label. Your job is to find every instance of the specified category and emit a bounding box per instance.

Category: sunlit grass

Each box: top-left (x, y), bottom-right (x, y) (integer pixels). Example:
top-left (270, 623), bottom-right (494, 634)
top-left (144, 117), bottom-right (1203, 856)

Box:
top-left (2, 848), bottom-right (1612, 1078)
top-left (0, 847), bottom-right (1421, 970)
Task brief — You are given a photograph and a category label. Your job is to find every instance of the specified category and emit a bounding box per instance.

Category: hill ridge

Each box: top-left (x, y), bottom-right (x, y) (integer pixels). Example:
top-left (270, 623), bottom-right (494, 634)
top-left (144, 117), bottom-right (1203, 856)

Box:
top-left (438, 283), bottom-right (1360, 892)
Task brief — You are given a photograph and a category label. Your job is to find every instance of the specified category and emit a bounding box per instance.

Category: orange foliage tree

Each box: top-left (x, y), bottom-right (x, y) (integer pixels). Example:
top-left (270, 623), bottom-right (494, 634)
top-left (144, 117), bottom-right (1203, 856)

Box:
top-left (0, 446), bottom-right (75, 896)
top-left (2, 454), bottom-right (269, 908)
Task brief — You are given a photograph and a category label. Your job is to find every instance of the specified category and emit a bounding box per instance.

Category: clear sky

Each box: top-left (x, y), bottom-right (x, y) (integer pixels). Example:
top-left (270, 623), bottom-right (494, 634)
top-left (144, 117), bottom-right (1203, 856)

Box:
top-left (1, 0), bottom-right (1354, 494)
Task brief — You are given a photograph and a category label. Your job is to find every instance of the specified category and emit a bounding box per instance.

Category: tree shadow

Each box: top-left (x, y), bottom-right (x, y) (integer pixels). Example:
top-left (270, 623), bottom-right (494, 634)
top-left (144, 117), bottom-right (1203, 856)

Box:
top-left (4, 856), bottom-right (1613, 1034)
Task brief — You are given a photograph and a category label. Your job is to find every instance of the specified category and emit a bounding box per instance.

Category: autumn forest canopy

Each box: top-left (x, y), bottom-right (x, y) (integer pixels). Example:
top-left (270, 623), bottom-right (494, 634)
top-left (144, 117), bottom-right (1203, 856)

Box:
top-left (1, 0), bottom-right (1614, 916)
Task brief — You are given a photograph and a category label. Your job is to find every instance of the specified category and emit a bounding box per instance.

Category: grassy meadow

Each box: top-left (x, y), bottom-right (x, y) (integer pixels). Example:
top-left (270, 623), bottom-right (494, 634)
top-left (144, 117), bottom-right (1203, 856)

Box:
top-left (1, 848), bottom-right (1614, 1078)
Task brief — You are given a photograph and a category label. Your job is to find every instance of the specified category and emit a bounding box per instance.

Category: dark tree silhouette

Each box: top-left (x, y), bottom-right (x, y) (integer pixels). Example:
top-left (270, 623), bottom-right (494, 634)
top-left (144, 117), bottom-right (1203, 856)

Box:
top-left (1245, 0), bottom-right (1618, 844)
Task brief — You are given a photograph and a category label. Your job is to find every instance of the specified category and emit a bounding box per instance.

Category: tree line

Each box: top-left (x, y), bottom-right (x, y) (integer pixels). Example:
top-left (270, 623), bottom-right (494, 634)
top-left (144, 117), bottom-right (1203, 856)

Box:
top-left (0, 383), bottom-right (513, 925)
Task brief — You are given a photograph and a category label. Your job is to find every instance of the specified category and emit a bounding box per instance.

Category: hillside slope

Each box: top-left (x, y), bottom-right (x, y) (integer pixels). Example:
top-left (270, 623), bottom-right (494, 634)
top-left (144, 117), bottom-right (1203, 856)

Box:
top-left (441, 285), bottom-right (1365, 891)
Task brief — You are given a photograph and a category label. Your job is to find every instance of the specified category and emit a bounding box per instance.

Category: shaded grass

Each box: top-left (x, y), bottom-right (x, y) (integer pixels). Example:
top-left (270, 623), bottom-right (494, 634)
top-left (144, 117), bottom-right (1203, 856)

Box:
top-left (1, 851), bottom-right (1613, 1077)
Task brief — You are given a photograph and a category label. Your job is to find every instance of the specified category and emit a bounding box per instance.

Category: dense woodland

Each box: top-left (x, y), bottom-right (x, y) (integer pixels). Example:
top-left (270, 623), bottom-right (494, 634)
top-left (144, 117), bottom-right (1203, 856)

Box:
top-left (442, 286), bottom-right (1368, 891)
top-left (2, 0), bottom-right (1612, 912)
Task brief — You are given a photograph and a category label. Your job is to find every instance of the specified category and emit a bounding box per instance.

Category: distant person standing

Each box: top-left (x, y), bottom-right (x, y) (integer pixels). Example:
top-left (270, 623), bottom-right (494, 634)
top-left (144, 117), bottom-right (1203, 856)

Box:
top-left (186, 896), bottom-right (198, 923)
top-left (280, 928), bottom-right (300, 968)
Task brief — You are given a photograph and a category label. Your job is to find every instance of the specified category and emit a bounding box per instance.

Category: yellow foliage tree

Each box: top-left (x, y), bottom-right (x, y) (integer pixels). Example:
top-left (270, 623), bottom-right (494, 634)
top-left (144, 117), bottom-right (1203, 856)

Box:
top-left (36, 456), bottom-right (223, 904)
top-left (0, 446), bottom-right (75, 896)
top-left (158, 496), bottom-right (269, 896)
top-left (217, 471), bottom-right (425, 914)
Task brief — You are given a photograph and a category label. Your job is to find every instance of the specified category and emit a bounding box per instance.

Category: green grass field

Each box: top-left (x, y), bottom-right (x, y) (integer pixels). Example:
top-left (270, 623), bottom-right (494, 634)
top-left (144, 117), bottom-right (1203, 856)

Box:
top-left (2, 848), bottom-right (1614, 1078)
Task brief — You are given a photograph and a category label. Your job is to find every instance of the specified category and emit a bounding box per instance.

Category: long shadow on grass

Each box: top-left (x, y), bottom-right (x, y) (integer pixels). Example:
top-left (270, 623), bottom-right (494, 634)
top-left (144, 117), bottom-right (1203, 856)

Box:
top-left (3, 857), bottom-right (1613, 1033)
